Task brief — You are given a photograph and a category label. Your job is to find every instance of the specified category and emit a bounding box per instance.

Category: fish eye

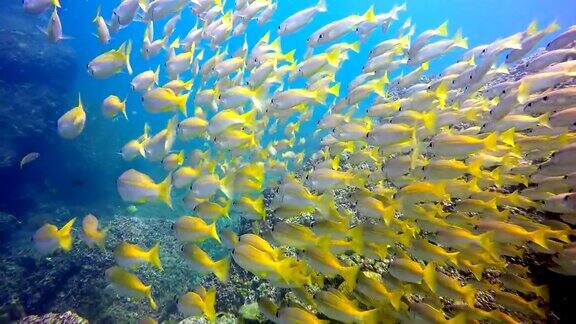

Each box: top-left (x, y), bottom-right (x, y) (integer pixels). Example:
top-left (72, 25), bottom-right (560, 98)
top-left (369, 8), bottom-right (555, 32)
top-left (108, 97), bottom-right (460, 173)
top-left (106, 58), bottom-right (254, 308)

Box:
top-left (543, 96), bottom-right (549, 101)
top-left (505, 54), bottom-right (509, 59)
top-left (306, 38), bottom-right (310, 42)
top-left (428, 142), bottom-right (433, 148)
top-left (481, 49), bottom-right (486, 53)
top-left (180, 246), bottom-right (184, 252)
top-left (331, 127), bottom-right (336, 132)
top-left (365, 132), bottom-right (370, 138)
top-left (451, 80), bottom-right (455, 84)
top-left (171, 223), bottom-right (174, 230)
top-left (141, 97), bottom-right (144, 102)
top-left (469, 75), bottom-right (472, 79)
top-left (275, 310), bottom-right (280, 318)
top-left (564, 195), bottom-right (570, 201)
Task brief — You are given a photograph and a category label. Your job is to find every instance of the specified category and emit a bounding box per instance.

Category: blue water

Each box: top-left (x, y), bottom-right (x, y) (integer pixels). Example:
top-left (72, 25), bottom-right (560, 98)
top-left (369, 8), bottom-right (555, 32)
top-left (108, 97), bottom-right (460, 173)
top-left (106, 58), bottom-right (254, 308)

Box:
top-left (1, 0), bottom-right (576, 321)
top-left (3, 0), bottom-right (574, 217)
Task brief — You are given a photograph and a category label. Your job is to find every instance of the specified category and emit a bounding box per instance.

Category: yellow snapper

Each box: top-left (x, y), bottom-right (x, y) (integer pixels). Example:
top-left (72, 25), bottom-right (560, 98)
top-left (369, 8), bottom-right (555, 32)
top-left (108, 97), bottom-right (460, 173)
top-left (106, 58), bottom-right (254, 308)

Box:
top-left (58, 94), bottom-right (86, 139)
top-left (176, 287), bottom-right (216, 322)
top-left (87, 40), bottom-right (132, 78)
top-left (116, 169), bottom-right (172, 207)
top-left (114, 241), bottom-right (163, 270)
top-left (105, 266), bottom-right (157, 310)
top-left (79, 214), bottom-right (107, 250)
top-left (33, 218), bottom-right (76, 255)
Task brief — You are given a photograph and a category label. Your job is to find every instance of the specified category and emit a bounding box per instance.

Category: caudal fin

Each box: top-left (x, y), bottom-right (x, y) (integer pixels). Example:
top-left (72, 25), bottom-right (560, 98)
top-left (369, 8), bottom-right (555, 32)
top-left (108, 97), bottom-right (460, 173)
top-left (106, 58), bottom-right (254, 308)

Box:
top-left (145, 285), bottom-right (157, 310)
top-left (213, 256), bottom-right (230, 282)
top-left (148, 242), bottom-right (163, 271)
top-left (530, 230), bottom-right (549, 250)
top-left (158, 174), bottom-right (173, 208)
top-left (204, 287), bottom-right (217, 323)
top-left (340, 265), bottom-right (359, 289)
top-left (361, 308), bottom-right (381, 324)
top-left (58, 218), bottom-right (76, 252)
top-left (423, 262), bottom-right (437, 292)
top-left (124, 40), bottom-right (133, 75)
top-left (177, 93), bottom-right (189, 116)
top-left (316, 0), bottom-right (327, 12)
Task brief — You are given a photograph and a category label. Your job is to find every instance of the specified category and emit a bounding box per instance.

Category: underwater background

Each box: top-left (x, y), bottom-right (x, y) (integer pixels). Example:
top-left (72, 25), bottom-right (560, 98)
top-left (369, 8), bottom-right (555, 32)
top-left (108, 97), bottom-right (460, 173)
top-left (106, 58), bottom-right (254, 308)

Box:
top-left (1, 0), bottom-right (576, 323)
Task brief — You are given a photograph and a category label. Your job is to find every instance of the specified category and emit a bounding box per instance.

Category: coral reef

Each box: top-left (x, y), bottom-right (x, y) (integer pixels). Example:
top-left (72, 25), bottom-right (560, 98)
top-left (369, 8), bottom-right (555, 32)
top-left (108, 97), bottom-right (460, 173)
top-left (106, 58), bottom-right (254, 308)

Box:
top-left (19, 311), bottom-right (88, 324)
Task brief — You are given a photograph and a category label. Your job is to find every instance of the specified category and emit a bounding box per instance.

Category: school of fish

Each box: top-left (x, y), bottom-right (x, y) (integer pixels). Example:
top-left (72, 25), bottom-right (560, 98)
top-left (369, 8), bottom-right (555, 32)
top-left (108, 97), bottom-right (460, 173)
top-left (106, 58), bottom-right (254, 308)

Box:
top-left (24, 0), bottom-right (576, 322)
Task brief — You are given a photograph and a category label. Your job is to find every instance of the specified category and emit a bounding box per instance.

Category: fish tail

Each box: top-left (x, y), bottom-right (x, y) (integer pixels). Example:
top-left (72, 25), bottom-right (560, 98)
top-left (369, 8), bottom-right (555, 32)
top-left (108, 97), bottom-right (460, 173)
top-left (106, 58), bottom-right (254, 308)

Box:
top-left (222, 198), bottom-right (232, 219)
top-left (536, 285), bottom-right (549, 301)
top-left (204, 287), bottom-right (217, 323)
top-left (154, 65), bottom-right (160, 85)
top-left (468, 262), bottom-right (485, 281)
top-left (250, 86), bottom-right (267, 112)
top-left (284, 49), bottom-right (296, 64)
top-left (350, 226), bottom-right (364, 253)
top-left (340, 265), bottom-right (359, 289)
top-left (530, 230), bottom-right (549, 250)
top-left (423, 262), bottom-right (437, 292)
top-left (545, 20), bottom-right (560, 34)
top-left (361, 307), bottom-right (381, 324)
top-left (125, 40), bottom-right (133, 75)
top-left (57, 218), bottom-right (76, 252)
top-left (529, 299), bottom-right (545, 318)
top-left (448, 251), bottom-right (460, 266)
top-left (437, 20), bottom-right (449, 36)
top-left (537, 112), bottom-right (550, 128)
top-left (326, 49), bottom-right (340, 67)
top-left (349, 40), bottom-right (361, 53)
top-left (145, 285), bottom-right (157, 310)
top-left (388, 290), bottom-right (403, 310)
top-left (177, 93), bottom-right (189, 116)
top-left (517, 80), bottom-right (530, 104)
top-left (463, 285), bottom-right (476, 307)
top-left (372, 72), bottom-right (389, 97)
top-left (484, 132), bottom-right (498, 150)
top-left (148, 242), bottom-right (163, 271)
top-left (382, 206), bottom-right (395, 225)
top-left (52, 0), bottom-right (61, 8)
top-left (184, 79), bottom-right (193, 90)
top-left (446, 313), bottom-right (467, 324)
top-left (328, 82), bottom-right (341, 97)
top-left (435, 81), bottom-right (449, 108)
top-left (138, 0), bottom-right (148, 11)
top-left (176, 150), bottom-right (185, 165)
top-left (209, 222), bottom-right (221, 243)
top-left (220, 172), bottom-right (236, 199)
top-left (316, 0), bottom-right (327, 12)
top-left (478, 232), bottom-right (497, 258)
top-left (452, 29), bottom-right (468, 49)
top-left (420, 61), bottom-right (430, 71)
top-left (468, 159), bottom-right (483, 178)
top-left (315, 192), bottom-right (334, 217)
top-left (421, 110), bottom-right (436, 131)
top-left (276, 258), bottom-right (295, 283)
top-left (213, 256), bottom-right (230, 282)
top-left (243, 109), bottom-right (258, 130)
top-left (499, 127), bottom-right (516, 147)
top-left (158, 173), bottom-right (173, 208)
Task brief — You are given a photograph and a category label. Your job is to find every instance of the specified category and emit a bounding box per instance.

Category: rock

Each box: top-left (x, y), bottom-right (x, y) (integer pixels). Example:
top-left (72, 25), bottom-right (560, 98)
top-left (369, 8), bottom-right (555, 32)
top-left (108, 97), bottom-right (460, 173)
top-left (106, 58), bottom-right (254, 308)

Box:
top-left (19, 310), bottom-right (88, 324)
